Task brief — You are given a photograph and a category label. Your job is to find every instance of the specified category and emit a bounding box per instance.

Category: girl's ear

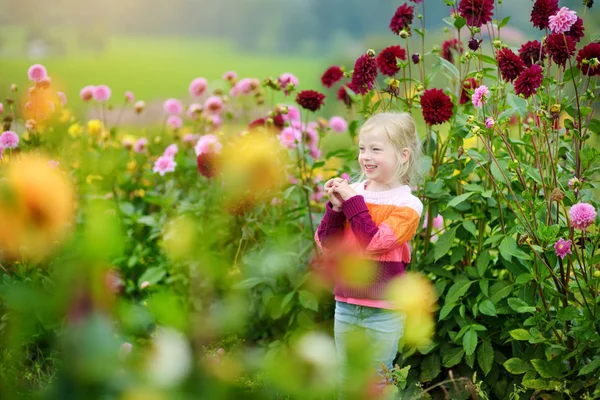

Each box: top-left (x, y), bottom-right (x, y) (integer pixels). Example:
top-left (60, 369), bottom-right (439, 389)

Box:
top-left (400, 148), bottom-right (411, 163)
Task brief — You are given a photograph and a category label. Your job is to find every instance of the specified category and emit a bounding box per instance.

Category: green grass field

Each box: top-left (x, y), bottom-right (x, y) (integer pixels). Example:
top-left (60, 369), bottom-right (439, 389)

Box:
top-left (0, 29), bottom-right (328, 109)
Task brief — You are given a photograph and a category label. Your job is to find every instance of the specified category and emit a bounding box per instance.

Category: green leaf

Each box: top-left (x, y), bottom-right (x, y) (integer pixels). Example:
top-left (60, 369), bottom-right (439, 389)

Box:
top-left (509, 329), bottom-right (532, 341)
top-left (508, 298), bottom-right (536, 313)
top-left (588, 119), bottom-right (600, 135)
top-left (515, 274), bottom-right (533, 284)
top-left (234, 277), bottom-right (264, 289)
top-left (476, 251), bottom-right (490, 277)
top-left (531, 359), bottom-right (561, 378)
top-left (479, 299), bottom-right (497, 316)
top-left (522, 379), bottom-right (549, 390)
top-left (138, 267), bottom-right (166, 287)
top-left (434, 227), bottom-right (457, 261)
top-left (579, 358), bottom-right (600, 376)
top-left (463, 328), bottom-right (478, 356)
top-left (445, 279), bottom-right (474, 305)
top-left (490, 281), bottom-right (513, 303)
top-left (438, 303), bottom-right (455, 320)
top-left (454, 16), bottom-right (467, 29)
top-left (463, 220), bottom-right (478, 238)
top-left (119, 202), bottom-right (135, 216)
top-left (448, 192), bottom-right (474, 208)
top-left (420, 353), bottom-right (441, 382)
top-left (443, 347), bottom-right (465, 367)
top-left (137, 215), bottom-right (157, 227)
top-left (498, 16), bottom-right (511, 28)
top-left (477, 340), bottom-right (494, 376)
top-left (504, 358), bottom-right (532, 374)
top-left (438, 57), bottom-right (460, 78)
top-left (298, 290), bottom-right (318, 311)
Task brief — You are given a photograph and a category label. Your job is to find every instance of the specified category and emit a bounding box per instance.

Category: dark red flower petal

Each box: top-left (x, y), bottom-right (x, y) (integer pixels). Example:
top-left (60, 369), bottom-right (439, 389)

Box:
top-left (497, 48), bottom-right (526, 82)
top-left (321, 66), bottom-right (344, 88)
top-left (377, 45), bottom-right (407, 76)
top-left (514, 64), bottom-right (544, 98)
top-left (420, 88), bottom-right (454, 125)
top-left (296, 90), bottom-right (326, 112)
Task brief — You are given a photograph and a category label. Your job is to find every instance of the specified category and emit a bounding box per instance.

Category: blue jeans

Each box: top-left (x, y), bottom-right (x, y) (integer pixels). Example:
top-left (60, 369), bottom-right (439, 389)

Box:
top-left (334, 301), bottom-right (405, 396)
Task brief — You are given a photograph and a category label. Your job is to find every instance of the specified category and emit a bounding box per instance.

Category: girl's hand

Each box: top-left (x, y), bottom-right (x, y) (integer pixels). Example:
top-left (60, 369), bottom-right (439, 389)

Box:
top-left (324, 178), bottom-right (345, 211)
top-left (332, 180), bottom-right (358, 201)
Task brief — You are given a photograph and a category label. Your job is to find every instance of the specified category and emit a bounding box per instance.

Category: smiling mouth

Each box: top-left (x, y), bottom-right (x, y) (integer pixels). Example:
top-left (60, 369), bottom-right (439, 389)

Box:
top-left (364, 165), bottom-right (377, 171)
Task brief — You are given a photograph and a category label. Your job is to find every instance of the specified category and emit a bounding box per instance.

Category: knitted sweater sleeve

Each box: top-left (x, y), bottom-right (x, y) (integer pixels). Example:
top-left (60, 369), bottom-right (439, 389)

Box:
top-left (340, 195), bottom-right (420, 254)
top-left (315, 201), bottom-right (346, 252)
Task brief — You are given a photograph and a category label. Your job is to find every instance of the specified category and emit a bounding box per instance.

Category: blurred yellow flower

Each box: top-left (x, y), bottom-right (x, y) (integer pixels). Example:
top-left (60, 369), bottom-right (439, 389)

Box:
top-left (87, 119), bottom-right (103, 136)
top-left (133, 189), bottom-right (145, 198)
top-left (86, 175), bottom-right (104, 184)
top-left (127, 160), bottom-right (137, 172)
top-left (68, 123), bottom-right (83, 138)
top-left (0, 154), bottom-right (75, 261)
top-left (59, 109), bottom-right (71, 123)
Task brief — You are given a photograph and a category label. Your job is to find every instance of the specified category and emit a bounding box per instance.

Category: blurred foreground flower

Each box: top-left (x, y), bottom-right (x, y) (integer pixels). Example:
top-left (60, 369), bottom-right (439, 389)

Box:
top-left (386, 272), bottom-right (437, 347)
top-left (0, 154), bottom-right (75, 261)
top-left (145, 327), bottom-right (192, 388)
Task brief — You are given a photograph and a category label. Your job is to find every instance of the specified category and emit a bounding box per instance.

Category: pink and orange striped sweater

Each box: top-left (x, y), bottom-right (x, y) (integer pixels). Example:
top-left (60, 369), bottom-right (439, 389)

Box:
top-left (315, 181), bottom-right (423, 308)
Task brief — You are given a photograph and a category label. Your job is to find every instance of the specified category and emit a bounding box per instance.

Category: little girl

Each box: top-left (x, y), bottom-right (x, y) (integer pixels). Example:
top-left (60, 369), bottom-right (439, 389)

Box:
top-left (315, 112), bottom-right (423, 396)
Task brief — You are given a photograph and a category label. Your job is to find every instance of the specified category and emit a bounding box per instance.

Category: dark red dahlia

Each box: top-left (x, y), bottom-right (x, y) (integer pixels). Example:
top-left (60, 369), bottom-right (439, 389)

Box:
top-left (518, 40), bottom-right (546, 67)
top-left (442, 39), bottom-right (463, 64)
top-left (514, 64), bottom-right (544, 98)
top-left (420, 88), bottom-right (454, 125)
top-left (458, 0), bottom-right (494, 28)
top-left (545, 33), bottom-right (576, 67)
top-left (337, 85), bottom-right (353, 107)
top-left (496, 48), bottom-right (526, 82)
top-left (460, 77), bottom-right (478, 104)
top-left (296, 90), bottom-right (325, 112)
top-left (468, 37), bottom-right (482, 51)
top-left (565, 17), bottom-right (585, 43)
top-left (249, 117), bottom-right (266, 130)
top-left (530, 0), bottom-right (559, 30)
top-left (576, 43), bottom-right (600, 76)
top-left (390, 3), bottom-right (414, 35)
top-left (321, 66), bottom-right (344, 88)
top-left (377, 45), bottom-right (407, 76)
top-left (350, 53), bottom-right (378, 95)
top-left (273, 114), bottom-right (286, 129)
top-left (197, 152), bottom-right (219, 178)
top-left (412, 53), bottom-right (421, 64)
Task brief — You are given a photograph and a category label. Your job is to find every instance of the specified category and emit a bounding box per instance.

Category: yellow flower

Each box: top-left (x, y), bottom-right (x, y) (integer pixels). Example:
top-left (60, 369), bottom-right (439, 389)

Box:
top-left (127, 160), bottom-right (137, 172)
top-left (0, 154), bottom-right (75, 261)
top-left (133, 189), bottom-right (145, 198)
top-left (68, 123), bottom-right (83, 138)
top-left (463, 135), bottom-right (478, 149)
top-left (87, 119), bottom-right (103, 136)
top-left (86, 174), bottom-right (104, 184)
top-left (59, 109), bottom-right (72, 123)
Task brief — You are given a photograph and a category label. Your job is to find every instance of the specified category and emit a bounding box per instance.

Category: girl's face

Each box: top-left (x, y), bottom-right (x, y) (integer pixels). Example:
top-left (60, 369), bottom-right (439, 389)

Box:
top-left (358, 129), bottom-right (400, 186)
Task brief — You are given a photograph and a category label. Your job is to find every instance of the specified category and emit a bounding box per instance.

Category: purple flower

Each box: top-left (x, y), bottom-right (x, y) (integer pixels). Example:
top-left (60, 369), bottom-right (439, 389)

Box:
top-left (554, 238), bottom-right (572, 259)
top-left (0, 131), bottom-right (19, 149)
top-left (569, 202), bottom-right (597, 231)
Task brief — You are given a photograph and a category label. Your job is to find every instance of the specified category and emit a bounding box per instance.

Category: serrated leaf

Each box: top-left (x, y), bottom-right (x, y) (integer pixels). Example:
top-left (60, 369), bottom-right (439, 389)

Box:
top-left (443, 347), bottom-right (465, 367)
top-left (504, 358), bottom-right (532, 374)
top-left (531, 359), bottom-right (561, 378)
top-left (522, 379), bottom-right (549, 390)
top-left (490, 281), bottom-right (513, 304)
top-left (463, 328), bottom-right (478, 356)
top-left (479, 299), bottom-right (497, 316)
top-left (477, 340), bottom-right (494, 376)
top-left (298, 290), bottom-right (318, 311)
top-left (509, 329), bottom-right (532, 341)
top-left (434, 227), bottom-right (457, 261)
top-left (438, 303), bottom-right (455, 320)
top-left (445, 279), bottom-right (474, 305)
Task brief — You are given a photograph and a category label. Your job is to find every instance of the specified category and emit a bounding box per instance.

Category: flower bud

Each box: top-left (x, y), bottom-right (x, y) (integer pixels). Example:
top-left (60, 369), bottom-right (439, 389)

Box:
top-left (492, 39), bottom-right (503, 48)
top-left (10, 84), bottom-right (17, 92)
top-left (550, 188), bottom-right (564, 202)
top-left (399, 29), bottom-right (410, 39)
top-left (366, 49), bottom-right (376, 57)
top-left (466, 115), bottom-right (476, 124)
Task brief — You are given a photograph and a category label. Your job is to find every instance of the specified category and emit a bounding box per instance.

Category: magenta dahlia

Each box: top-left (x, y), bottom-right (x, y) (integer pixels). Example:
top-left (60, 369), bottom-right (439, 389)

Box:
top-left (390, 3), bottom-right (414, 35)
top-left (377, 45), bottom-right (407, 76)
top-left (518, 40), bottom-right (546, 67)
top-left (321, 66), bottom-right (344, 88)
top-left (530, 0), bottom-right (559, 30)
top-left (496, 48), bottom-right (526, 82)
top-left (458, 0), bottom-right (495, 28)
top-left (350, 53), bottom-right (378, 95)
top-left (514, 64), bottom-right (544, 98)
top-left (545, 33), bottom-right (576, 67)
top-left (420, 89), bottom-right (454, 125)
top-left (576, 43), bottom-right (600, 76)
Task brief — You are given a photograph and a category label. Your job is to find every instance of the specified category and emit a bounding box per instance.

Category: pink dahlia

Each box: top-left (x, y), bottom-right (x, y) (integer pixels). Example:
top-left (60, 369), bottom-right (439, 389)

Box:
top-left (497, 48), bottom-right (526, 82)
top-left (390, 3), bottom-right (414, 34)
top-left (570, 203), bottom-right (597, 230)
top-left (0, 103), bottom-right (3, 114)
top-left (93, 85), bottom-right (112, 102)
top-left (189, 77), bottom-right (208, 98)
top-left (195, 134), bottom-right (222, 156)
top-left (166, 115), bottom-right (182, 129)
top-left (350, 53), bottom-right (378, 95)
top-left (27, 64), bottom-right (48, 82)
top-left (134, 138), bottom-right (148, 153)
top-left (153, 155), bottom-right (177, 176)
top-left (279, 126), bottom-right (301, 149)
top-left (471, 85), bottom-right (489, 108)
top-left (164, 144), bottom-right (179, 157)
top-left (57, 92), bottom-right (67, 106)
top-left (0, 131), bottom-right (19, 149)
top-left (125, 91), bottom-right (135, 103)
top-left (518, 40), bottom-right (546, 67)
top-left (576, 43), bottom-right (600, 76)
top-left (282, 105), bottom-right (301, 122)
top-left (163, 98), bottom-right (183, 115)
top-left (329, 116), bottom-right (348, 133)
top-left (531, 0), bottom-right (559, 30)
top-left (204, 96), bottom-right (224, 115)
top-left (222, 71), bottom-right (237, 82)
top-left (80, 85), bottom-right (95, 102)
top-left (485, 117), bottom-right (495, 128)
top-left (545, 33), bottom-right (576, 67)
top-left (514, 64), bottom-right (544, 98)
top-left (458, 0), bottom-right (495, 28)
top-left (278, 73), bottom-right (299, 95)
top-left (548, 7), bottom-right (577, 34)
top-left (420, 89), bottom-right (453, 125)
top-left (321, 66), bottom-right (344, 88)
top-left (182, 133), bottom-right (198, 144)
top-left (554, 238), bottom-right (572, 259)
top-left (377, 45), bottom-right (407, 76)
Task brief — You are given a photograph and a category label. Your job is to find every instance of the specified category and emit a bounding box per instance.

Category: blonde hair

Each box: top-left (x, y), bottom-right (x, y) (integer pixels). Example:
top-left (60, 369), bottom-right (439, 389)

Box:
top-left (357, 112), bottom-right (422, 186)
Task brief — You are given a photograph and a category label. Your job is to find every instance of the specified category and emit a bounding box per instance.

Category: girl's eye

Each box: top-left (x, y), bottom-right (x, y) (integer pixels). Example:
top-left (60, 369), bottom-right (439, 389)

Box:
top-left (373, 148), bottom-right (381, 151)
